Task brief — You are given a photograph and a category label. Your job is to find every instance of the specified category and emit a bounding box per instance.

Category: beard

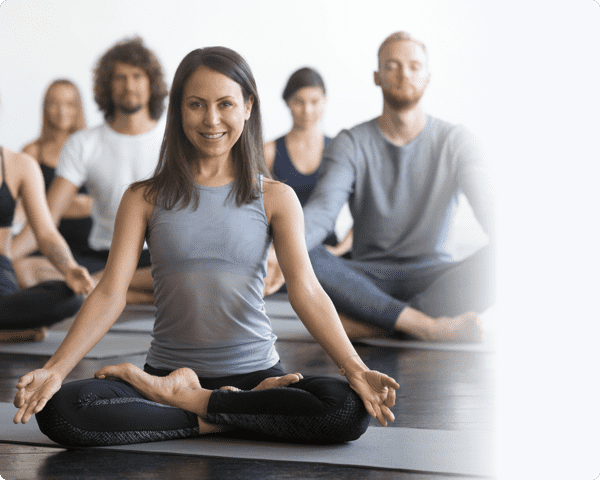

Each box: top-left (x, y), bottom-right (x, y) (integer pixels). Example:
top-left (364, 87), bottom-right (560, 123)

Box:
top-left (381, 85), bottom-right (426, 111)
top-left (114, 102), bottom-right (144, 115)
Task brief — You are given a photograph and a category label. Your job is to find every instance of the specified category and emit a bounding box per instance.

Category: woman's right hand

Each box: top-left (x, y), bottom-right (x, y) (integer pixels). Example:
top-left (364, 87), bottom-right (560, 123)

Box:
top-left (13, 368), bottom-right (63, 424)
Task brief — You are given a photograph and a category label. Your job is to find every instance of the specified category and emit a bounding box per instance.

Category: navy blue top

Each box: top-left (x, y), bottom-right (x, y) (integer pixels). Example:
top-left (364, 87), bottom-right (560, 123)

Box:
top-left (271, 135), bottom-right (331, 207)
top-left (0, 148), bottom-right (16, 228)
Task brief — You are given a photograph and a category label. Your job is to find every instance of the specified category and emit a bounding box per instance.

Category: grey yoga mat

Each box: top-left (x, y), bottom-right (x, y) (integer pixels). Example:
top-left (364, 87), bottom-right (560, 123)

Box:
top-left (0, 331), bottom-right (152, 358)
top-left (0, 403), bottom-right (494, 476)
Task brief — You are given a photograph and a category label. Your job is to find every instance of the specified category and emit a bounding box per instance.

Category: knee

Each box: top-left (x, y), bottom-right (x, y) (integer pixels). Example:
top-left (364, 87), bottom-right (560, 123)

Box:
top-left (302, 377), bottom-right (370, 443)
top-left (34, 379), bottom-right (119, 447)
top-left (330, 387), bottom-right (371, 443)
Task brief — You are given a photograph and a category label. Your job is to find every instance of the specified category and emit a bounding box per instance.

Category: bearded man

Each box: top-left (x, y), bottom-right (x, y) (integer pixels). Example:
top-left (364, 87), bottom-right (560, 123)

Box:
top-left (266, 31), bottom-right (495, 342)
top-left (13, 37), bottom-right (168, 304)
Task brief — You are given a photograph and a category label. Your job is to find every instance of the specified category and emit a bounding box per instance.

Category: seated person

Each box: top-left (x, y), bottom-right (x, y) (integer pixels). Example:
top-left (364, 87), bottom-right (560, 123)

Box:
top-left (13, 46), bottom-right (399, 446)
top-left (0, 141), bottom-right (94, 342)
top-left (264, 67), bottom-right (352, 289)
top-left (12, 37), bottom-right (169, 304)
top-left (265, 32), bottom-right (495, 343)
top-left (14, 79), bottom-right (92, 287)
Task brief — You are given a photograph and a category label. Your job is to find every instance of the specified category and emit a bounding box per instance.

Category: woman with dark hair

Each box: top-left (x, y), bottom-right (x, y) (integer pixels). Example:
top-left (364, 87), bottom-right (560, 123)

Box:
top-left (14, 47), bottom-right (398, 447)
top-left (14, 79), bottom-right (93, 287)
top-left (0, 92), bottom-right (95, 342)
top-left (264, 68), bottom-right (353, 294)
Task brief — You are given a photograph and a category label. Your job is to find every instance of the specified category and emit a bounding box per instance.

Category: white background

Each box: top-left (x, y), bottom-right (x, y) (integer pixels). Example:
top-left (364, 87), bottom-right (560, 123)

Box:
top-left (1, 1), bottom-right (600, 479)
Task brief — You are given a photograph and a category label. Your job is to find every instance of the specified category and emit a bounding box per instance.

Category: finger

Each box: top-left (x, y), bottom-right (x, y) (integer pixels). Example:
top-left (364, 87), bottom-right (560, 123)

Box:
top-left (373, 404), bottom-right (388, 427)
top-left (13, 388), bottom-right (25, 408)
top-left (34, 398), bottom-right (49, 415)
top-left (381, 405), bottom-right (395, 423)
top-left (13, 404), bottom-right (28, 424)
top-left (363, 400), bottom-right (377, 419)
top-left (15, 372), bottom-right (34, 390)
top-left (381, 374), bottom-right (400, 390)
top-left (384, 386), bottom-right (397, 408)
top-left (20, 401), bottom-right (39, 424)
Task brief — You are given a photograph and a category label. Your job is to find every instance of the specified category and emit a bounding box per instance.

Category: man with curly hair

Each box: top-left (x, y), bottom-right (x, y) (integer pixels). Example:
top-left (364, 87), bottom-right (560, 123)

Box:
top-left (13, 37), bottom-right (168, 304)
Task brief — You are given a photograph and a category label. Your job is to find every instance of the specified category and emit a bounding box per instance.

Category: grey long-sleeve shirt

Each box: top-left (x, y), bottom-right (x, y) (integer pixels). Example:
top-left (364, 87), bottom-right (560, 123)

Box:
top-left (303, 116), bottom-right (494, 265)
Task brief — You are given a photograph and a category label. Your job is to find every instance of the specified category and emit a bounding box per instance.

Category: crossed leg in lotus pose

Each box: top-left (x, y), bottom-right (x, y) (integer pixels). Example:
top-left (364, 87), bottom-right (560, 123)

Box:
top-left (94, 363), bottom-right (304, 434)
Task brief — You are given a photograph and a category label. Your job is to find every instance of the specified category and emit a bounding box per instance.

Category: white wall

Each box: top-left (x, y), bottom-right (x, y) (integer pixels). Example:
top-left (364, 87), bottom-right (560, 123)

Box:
top-left (0, 0), bottom-right (499, 163)
top-left (2, 2), bottom-right (600, 478)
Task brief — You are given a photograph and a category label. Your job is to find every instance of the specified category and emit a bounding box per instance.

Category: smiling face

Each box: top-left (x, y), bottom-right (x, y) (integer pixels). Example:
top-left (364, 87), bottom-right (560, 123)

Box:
top-left (181, 66), bottom-right (253, 163)
top-left (45, 83), bottom-right (79, 132)
top-left (374, 40), bottom-right (430, 110)
top-left (110, 61), bottom-right (151, 115)
top-left (287, 86), bottom-right (326, 130)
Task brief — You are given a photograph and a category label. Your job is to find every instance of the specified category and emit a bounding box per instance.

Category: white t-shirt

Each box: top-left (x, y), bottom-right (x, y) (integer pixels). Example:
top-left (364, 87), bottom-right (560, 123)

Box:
top-left (56, 121), bottom-right (164, 251)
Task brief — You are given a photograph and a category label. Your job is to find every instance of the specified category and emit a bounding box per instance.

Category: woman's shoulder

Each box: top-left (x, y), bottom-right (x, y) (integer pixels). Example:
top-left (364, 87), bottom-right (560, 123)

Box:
top-left (123, 182), bottom-right (158, 211)
top-left (4, 147), bottom-right (38, 171)
top-left (262, 177), bottom-right (300, 210)
top-left (1, 147), bottom-right (43, 193)
top-left (21, 140), bottom-right (41, 161)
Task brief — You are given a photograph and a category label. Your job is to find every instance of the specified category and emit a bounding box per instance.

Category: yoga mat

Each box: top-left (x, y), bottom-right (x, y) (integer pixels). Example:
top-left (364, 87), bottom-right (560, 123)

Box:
top-left (0, 331), bottom-right (152, 359)
top-left (0, 403), bottom-right (494, 476)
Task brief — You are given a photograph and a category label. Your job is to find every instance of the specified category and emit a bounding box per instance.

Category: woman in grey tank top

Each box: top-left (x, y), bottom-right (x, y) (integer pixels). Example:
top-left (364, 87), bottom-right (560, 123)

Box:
top-left (14, 47), bottom-right (399, 447)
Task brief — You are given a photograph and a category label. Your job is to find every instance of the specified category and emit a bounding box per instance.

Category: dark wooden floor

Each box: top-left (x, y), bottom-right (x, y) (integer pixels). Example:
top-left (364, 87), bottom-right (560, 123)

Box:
top-left (0, 327), bottom-right (496, 479)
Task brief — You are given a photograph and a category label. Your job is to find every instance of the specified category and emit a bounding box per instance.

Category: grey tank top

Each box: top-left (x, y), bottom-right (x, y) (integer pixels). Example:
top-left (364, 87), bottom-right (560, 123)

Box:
top-left (145, 177), bottom-right (279, 377)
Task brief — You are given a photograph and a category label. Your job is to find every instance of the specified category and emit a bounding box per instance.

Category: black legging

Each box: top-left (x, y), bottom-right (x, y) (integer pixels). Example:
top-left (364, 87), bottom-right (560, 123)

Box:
top-left (35, 362), bottom-right (370, 447)
top-left (0, 255), bottom-right (83, 330)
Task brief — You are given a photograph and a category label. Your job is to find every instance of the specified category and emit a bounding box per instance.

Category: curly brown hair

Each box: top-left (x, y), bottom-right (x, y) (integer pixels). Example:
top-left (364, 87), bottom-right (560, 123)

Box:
top-left (93, 36), bottom-right (168, 121)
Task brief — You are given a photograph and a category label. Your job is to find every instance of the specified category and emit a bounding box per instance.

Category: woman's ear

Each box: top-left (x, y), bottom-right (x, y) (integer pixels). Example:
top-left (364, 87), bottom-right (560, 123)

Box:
top-left (245, 95), bottom-right (254, 120)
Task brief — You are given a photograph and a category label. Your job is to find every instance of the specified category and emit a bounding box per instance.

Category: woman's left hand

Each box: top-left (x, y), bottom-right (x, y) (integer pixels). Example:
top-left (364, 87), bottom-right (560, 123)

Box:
top-left (346, 369), bottom-right (400, 426)
top-left (64, 265), bottom-right (95, 295)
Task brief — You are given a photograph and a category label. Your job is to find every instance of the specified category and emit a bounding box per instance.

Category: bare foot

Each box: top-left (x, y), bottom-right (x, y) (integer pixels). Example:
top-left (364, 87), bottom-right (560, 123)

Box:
top-left (95, 363), bottom-right (212, 417)
top-left (425, 312), bottom-right (483, 343)
top-left (252, 373), bottom-right (303, 391)
top-left (0, 327), bottom-right (47, 343)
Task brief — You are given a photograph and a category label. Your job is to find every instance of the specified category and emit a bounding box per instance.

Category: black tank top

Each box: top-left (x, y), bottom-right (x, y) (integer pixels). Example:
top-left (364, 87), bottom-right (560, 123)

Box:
top-left (37, 146), bottom-right (92, 252)
top-left (0, 148), bottom-right (16, 228)
top-left (271, 135), bottom-right (331, 207)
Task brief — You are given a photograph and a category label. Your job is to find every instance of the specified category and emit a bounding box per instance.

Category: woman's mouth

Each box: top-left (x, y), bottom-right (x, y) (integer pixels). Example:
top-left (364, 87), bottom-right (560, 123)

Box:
top-left (201, 133), bottom-right (226, 139)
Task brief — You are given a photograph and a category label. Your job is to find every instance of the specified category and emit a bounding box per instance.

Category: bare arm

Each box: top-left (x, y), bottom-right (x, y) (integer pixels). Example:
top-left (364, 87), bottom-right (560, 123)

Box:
top-left (12, 175), bottom-right (78, 259)
top-left (13, 186), bottom-right (152, 423)
top-left (61, 193), bottom-right (93, 219)
top-left (265, 180), bottom-right (398, 425)
top-left (15, 155), bottom-right (88, 284)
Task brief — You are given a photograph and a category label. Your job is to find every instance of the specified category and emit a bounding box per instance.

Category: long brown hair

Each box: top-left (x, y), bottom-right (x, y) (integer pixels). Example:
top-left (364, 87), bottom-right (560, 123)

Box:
top-left (40, 79), bottom-right (86, 141)
top-left (132, 47), bottom-right (270, 209)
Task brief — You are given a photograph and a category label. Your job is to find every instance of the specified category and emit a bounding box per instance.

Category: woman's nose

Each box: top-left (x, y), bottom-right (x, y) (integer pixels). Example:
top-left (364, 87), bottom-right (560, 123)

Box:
top-left (203, 106), bottom-right (220, 126)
